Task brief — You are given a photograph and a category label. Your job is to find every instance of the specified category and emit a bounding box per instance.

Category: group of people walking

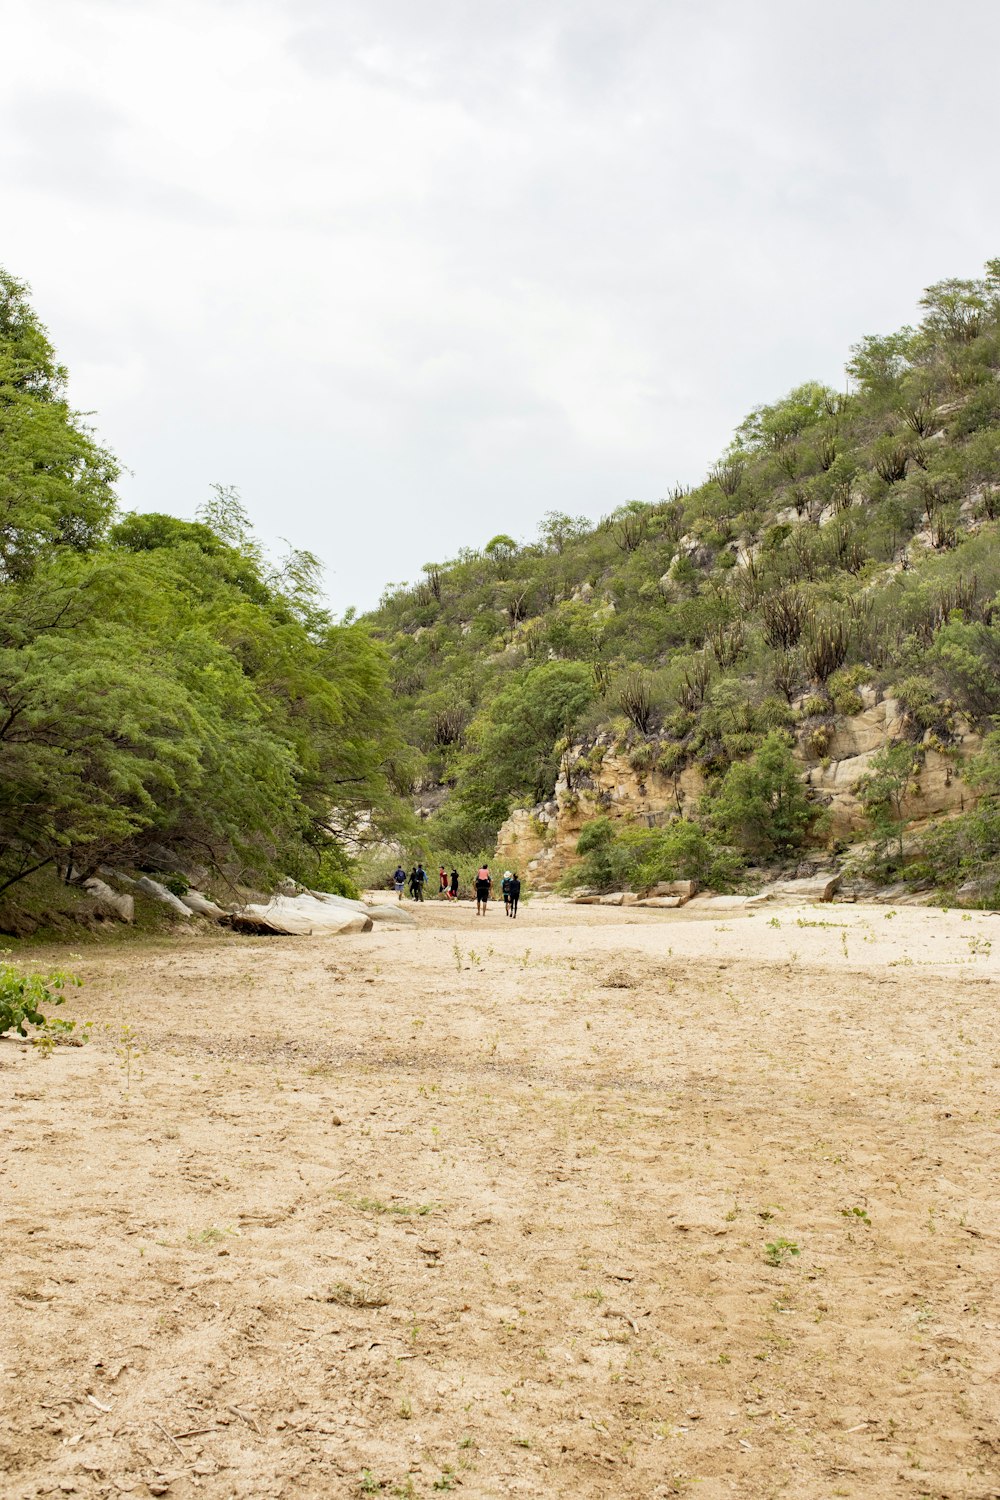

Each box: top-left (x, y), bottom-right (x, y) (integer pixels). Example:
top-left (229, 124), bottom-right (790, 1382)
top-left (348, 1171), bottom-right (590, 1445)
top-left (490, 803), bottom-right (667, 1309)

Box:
top-left (391, 861), bottom-right (521, 916)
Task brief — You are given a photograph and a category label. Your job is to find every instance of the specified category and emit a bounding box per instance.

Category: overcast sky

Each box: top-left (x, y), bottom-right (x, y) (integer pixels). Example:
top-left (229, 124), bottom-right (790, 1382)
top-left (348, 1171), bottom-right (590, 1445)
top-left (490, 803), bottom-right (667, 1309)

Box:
top-left (3, 0), bottom-right (998, 612)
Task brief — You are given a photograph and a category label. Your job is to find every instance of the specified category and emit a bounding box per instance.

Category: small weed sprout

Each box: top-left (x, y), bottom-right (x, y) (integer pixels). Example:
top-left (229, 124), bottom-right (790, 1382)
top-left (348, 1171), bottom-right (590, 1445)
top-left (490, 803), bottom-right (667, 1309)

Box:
top-left (763, 1238), bottom-right (800, 1267)
top-left (767, 916), bottom-right (781, 928)
top-left (115, 1022), bottom-right (146, 1091)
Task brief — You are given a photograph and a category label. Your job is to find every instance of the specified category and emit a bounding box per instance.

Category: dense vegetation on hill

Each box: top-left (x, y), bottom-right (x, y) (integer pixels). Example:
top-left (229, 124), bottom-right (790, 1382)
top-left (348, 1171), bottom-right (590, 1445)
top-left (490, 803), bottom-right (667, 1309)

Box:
top-left (0, 270), bottom-right (401, 922)
top-left (369, 261), bottom-right (1000, 895)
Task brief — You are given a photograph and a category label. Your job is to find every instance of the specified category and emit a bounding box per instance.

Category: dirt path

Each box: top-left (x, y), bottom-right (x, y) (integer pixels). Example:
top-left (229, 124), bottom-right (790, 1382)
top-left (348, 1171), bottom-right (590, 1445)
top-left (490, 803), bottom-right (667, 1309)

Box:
top-left (3, 900), bottom-right (999, 1499)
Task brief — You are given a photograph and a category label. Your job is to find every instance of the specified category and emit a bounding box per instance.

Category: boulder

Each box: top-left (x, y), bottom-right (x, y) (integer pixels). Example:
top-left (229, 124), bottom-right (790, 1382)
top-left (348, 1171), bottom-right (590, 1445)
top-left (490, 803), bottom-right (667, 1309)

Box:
top-left (636, 895), bottom-right (683, 909)
top-left (135, 876), bottom-right (194, 918)
top-left (695, 888), bottom-right (773, 912)
top-left (770, 873), bottom-right (841, 902)
top-left (229, 893), bottom-right (373, 936)
top-left (307, 890), bottom-right (419, 924)
top-left (956, 879), bottom-right (996, 908)
top-left (82, 877), bottom-right (134, 923)
top-left (598, 893), bottom-right (625, 906)
top-left (649, 879), bottom-right (698, 904)
top-left (180, 890), bottom-right (228, 919)
top-left (366, 904), bottom-right (419, 926)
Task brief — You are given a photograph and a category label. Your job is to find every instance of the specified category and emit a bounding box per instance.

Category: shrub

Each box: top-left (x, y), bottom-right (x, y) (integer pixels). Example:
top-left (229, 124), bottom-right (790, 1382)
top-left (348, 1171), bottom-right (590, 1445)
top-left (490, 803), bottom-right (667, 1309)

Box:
top-left (618, 819), bottom-right (742, 891)
top-left (310, 844), bottom-right (362, 900)
top-left (854, 741), bottom-right (924, 866)
top-left (629, 743), bottom-right (653, 773)
top-left (706, 731), bottom-right (821, 858)
top-left (0, 960), bottom-right (80, 1040)
top-left (565, 816), bottom-right (741, 893)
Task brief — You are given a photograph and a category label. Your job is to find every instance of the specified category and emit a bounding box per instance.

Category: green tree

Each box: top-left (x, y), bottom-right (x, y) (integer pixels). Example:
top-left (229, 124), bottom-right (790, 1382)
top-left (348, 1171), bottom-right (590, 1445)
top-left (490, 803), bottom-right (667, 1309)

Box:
top-left (452, 662), bottom-right (594, 839)
top-left (0, 269), bottom-right (118, 579)
top-left (707, 731), bottom-right (818, 858)
top-left (854, 741), bottom-right (922, 866)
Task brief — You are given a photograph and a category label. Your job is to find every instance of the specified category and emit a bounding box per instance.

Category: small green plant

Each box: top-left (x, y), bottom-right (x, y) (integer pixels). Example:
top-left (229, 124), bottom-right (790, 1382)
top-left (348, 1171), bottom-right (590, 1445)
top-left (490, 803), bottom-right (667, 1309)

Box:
top-left (432, 1470), bottom-right (457, 1491)
top-left (840, 1206), bottom-right (871, 1227)
top-left (115, 1021), bottom-right (146, 1091)
top-left (359, 1472), bottom-right (382, 1495)
top-left (0, 958), bottom-right (81, 1042)
top-left (188, 1225), bottom-right (237, 1247)
top-left (452, 940), bottom-right (462, 972)
top-left (398, 1397), bottom-right (412, 1419)
top-left (767, 916), bottom-right (781, 928)
top-left (763, 1238), bottom-right (800, 1267)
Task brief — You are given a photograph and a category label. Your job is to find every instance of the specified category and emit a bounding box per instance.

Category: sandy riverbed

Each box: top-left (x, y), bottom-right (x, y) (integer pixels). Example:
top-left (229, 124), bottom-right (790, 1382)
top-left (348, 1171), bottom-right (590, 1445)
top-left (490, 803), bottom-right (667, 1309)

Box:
top-left (2, 899), bottom-right (999, 1499)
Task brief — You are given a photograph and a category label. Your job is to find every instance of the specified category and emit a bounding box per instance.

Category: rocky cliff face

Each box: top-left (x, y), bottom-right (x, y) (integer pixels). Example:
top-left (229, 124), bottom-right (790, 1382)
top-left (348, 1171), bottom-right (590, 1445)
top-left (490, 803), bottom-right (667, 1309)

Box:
top-left (495, 748), bottom-right (706, 888)
top-left (798, 694), bottom-right (981, 838)
top-left (496, 689), bottom-right (982, 889)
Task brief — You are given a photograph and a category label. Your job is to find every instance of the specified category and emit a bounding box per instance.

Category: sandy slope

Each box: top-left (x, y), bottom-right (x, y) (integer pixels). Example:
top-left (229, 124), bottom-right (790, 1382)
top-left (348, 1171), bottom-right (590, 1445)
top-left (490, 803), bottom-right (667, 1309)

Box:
top-left (2, 899), bottom-right (999, 1499)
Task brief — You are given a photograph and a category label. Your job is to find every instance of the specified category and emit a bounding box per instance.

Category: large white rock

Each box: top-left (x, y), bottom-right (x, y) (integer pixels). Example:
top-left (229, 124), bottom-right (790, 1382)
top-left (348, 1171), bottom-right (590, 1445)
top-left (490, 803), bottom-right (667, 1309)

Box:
top-left (233, 894), bottom-right (373, 935)
top-left (308, 889), bottom-right (418, 925)
top-left (135, 876), bottom-right (193, 918)
top-left (82, 877), bottom-right (134, 923)
top-left (180, 890), bottom-right (227, 919)
top-left (365, 904), bottom-right (419, 926)
top-left (769, 873), bottom-right (842, 902)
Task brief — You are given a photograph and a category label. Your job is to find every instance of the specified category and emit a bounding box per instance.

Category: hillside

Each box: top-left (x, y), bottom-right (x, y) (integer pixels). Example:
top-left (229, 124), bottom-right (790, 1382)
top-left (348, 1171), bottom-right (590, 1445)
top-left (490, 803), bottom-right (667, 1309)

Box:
top-left (368, 260), bottom-right (1000, 900)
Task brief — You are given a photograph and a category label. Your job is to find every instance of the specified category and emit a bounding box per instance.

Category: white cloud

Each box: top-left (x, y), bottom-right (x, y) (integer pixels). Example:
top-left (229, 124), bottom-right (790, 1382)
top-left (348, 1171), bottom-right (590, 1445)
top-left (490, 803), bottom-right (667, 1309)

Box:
top-left (2, 0), bottom-right (997, 608)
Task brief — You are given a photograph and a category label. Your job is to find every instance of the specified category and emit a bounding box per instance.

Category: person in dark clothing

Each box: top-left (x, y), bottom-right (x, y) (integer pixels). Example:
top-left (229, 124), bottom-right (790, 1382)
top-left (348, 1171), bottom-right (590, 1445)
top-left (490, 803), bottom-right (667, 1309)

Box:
top-left (508, 873), bottom-right (521, 918)
top-left (474, 864), bottom-right (492, 915)
top-left (450, 868), bottom-right (459, 900)
top-left (393, 865), bottom-right (406, 901)
top-left (501, 871), bottom-right (513, 915)
top-left (413, 863), bottom-right (427, 900)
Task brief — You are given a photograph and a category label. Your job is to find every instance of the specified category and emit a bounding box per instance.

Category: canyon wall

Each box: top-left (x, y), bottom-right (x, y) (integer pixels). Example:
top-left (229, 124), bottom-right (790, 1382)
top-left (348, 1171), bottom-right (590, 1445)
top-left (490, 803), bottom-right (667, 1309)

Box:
top-left (496, 690), bottom-right (982, 889)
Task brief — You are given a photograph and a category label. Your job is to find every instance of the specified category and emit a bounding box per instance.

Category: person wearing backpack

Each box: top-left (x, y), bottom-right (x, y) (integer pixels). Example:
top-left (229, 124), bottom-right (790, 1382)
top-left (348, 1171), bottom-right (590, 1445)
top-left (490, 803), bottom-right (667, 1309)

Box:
top-left (393, 864), bottom-right (407, 901)
top-left (508, 872), bottom-right (521, 918)
top-left (474, 864), bottom-right (492, 915)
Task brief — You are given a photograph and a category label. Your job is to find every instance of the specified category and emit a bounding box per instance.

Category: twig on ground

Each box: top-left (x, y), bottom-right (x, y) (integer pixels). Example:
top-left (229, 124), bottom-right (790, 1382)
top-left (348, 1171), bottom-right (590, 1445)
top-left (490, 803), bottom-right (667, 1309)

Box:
top-left (227, 1405), bottom-right (261, 1434)
top-left (153, 1419), bottom-right (187, 1460)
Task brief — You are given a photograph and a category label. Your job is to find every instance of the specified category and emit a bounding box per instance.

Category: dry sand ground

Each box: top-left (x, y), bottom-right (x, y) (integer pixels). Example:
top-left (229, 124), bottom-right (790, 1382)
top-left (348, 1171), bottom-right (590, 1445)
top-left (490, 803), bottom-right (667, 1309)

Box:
top-left (2, 898), bottom-right (999, 1500)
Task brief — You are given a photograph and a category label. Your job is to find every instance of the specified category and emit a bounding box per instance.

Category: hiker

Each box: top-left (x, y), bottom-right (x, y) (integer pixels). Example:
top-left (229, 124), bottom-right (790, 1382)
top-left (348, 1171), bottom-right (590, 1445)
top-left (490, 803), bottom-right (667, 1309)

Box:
top-left (439, 865), bottom-right (448, 895)
top-left (449, 867), bottom-right (459, 900)
top-left (474, 863), bottom-right (492, 915)
top-left (501, 870), bottom-right (513, 915)
top-left (409, 864), bottom-right (424, 901)
top-left (508, 872), bottom-right (521, 918)
top-left (414, 862), bottom-right (427, 900)
top-left (393, 864), bottom-right (406, 901)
